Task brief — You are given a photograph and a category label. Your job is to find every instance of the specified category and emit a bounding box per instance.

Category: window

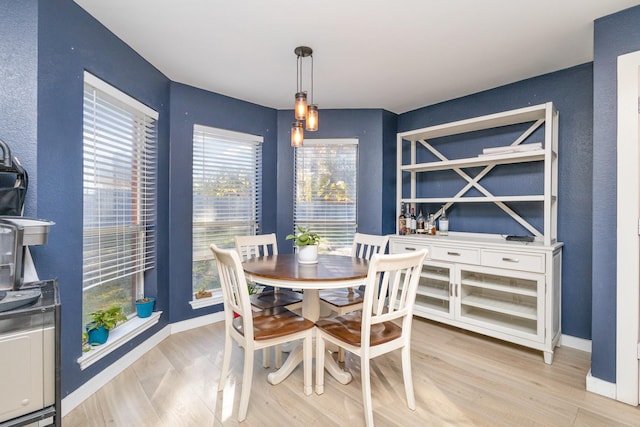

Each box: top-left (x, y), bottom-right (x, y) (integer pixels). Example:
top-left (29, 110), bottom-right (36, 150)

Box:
top-left (293, 139), bottom-right (358, 255)
top-left (192, 125), bottom-right (262, 294)
top-left (82, 72), bottom-right (158, 325)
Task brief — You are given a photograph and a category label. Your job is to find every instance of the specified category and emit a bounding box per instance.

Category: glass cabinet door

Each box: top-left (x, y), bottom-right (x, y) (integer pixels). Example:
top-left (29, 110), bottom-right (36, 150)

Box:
top-left (414, 262), bottom-right (454, 319)
top-left (457, 267), bottom-right (544, 342)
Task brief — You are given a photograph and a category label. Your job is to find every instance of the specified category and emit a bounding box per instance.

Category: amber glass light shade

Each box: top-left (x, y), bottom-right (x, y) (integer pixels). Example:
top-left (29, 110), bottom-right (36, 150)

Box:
top-left (305, 105), bottom-right (318, 131)
top-left (294, 92), bottom-right (307, 121)
top-left (291, 121), bottom-right (304, 147)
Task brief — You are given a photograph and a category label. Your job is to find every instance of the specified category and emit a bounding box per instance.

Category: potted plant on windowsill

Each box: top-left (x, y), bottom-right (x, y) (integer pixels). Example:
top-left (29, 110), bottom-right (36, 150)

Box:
top-left (85, 305), bottom-right (127, 345)
top-left (135, 296), bottom-right (156, 318)
top-left (286, 226), bottom-right (321, 264)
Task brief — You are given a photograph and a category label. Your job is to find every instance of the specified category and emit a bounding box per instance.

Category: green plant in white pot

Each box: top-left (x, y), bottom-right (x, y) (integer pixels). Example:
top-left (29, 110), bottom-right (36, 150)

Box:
top-left (286, 226), bottom-right (320, 264)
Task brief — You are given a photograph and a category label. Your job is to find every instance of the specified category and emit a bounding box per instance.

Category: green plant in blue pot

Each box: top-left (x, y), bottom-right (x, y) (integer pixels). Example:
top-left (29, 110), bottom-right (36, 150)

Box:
top-left (85, 306), bottom-right (127, 345)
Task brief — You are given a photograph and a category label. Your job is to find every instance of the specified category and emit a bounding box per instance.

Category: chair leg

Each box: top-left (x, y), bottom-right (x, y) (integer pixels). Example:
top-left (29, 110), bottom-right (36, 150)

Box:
top-left (315, 333), bottom-right (326, 395)
top-left (218, 332), bottom-right (232, 392)
top-left (338, 347), bottom-right (346, 363)
top-left (263, 347), bottom-right (270, 368)
top-left (401, 345), bottom-right (416, 410)
top-left (238, 347), bottom-right (255, 422)
top-left (361, 355), bottom-right (374, 427)
top-left (303, 333), bottom-right (312, 396)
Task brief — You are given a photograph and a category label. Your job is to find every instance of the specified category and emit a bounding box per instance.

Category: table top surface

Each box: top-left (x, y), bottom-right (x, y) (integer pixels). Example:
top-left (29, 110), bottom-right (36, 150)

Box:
top-left (243, 253), bottom-right (369, 283)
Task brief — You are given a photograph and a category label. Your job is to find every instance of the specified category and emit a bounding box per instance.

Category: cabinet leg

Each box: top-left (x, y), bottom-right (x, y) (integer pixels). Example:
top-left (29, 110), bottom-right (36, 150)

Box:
top-left (544, 351), bottom-right (554, 364)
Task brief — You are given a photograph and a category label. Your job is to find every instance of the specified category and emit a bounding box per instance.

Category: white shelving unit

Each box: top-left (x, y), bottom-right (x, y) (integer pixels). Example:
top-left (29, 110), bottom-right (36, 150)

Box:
top-left (396, 102), bottom-right (559, 246)
top-left (392, 103), bottom-right (562, 363)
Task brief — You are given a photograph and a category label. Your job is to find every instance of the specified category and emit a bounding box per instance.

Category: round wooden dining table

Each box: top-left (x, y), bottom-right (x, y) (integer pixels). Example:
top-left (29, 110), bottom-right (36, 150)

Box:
top-left (243, 253), bottom-right (369, 386)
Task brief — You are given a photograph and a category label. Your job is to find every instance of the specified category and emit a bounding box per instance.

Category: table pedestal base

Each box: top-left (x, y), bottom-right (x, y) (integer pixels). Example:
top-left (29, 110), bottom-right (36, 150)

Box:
top-left (267, 343), bottom-right (352, 386)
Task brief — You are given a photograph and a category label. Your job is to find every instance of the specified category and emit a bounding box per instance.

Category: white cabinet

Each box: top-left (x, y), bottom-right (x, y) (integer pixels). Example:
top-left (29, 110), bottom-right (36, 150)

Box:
top-left (394, 103), bottom-right (562, 363)
top-left (391, 230), bottom-right (562, 363)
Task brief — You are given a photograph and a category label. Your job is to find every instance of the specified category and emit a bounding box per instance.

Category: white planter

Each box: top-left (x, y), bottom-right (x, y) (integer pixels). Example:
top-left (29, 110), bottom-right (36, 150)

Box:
top-left (297, 244), bottom-right (318, 264)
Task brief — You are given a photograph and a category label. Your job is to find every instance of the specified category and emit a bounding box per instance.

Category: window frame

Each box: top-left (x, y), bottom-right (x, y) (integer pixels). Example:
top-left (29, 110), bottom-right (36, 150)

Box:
top-left (82, 71), bottom-right (158, 324)
top-left (191, 124), bottom-right (263, 305)
top-left (292, 138), bottom-right (358, 255)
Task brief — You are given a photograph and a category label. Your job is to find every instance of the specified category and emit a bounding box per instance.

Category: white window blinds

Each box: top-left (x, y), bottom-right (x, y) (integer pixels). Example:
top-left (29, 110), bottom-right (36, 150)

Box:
top-left (293, 139), bottom-right (358, 254)
top-left (82, 72), bottom-right (158, 296)
top-left (192, 125), bottom-right (262, 291)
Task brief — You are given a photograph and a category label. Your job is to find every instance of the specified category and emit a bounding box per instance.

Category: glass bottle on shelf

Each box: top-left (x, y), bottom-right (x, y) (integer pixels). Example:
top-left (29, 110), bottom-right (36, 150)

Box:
top-left (417, 210), bottom-right (424, 233)
top-left (427, 213), bottom-right (436, 235)
top-left (398, 203), bottom-right (406, 235)
top-left (410, 208), bottom-right (417, 234)
top-left (438, 205), bottom-right (449, 236)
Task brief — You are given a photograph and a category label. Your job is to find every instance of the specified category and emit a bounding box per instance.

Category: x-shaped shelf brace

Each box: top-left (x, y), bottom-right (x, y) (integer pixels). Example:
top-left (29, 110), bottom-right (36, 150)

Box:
top-left (417, 118), bottom-right (545, 237)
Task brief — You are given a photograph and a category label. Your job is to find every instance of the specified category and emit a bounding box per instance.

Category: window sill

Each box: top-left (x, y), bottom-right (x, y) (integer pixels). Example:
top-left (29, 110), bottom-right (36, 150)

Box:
top-left (189, 289), bottom-right (223, 309)
top-left (77, 311), bottom-right (162, 370)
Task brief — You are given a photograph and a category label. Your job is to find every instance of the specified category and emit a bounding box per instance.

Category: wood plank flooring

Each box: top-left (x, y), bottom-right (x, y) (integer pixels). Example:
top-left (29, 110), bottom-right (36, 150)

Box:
top-left (63, 318), bottom-right (640, 426)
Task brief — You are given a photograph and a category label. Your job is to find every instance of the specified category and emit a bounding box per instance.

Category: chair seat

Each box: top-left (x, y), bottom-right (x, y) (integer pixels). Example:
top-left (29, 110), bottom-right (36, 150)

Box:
top-left (319, 288), bottom-right (364, 308)
top-left (233, 306), bottom-right (314, 340)
top-left (250, 289), bottom-right (303, 309)
top-left (315, 312), bottom-right (402, 346)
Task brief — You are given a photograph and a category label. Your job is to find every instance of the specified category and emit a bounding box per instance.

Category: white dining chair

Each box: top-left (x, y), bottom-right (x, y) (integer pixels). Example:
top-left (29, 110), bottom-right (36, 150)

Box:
top-left (315, 249), bottom-right (428, 427)
top-left (319, 233), bottom-right (389, 315)
top-left (211, 243), bottom-right (314, 422)
top-left (235, 233), bottom-right (303, 368)
top-left (320, 233), bottom-right (389, 361)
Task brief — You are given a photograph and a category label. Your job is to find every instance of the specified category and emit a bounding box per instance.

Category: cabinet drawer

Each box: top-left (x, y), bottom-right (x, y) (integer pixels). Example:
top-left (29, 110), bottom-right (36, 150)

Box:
top-left (390, 241), bottom-right (430, 256)
top-left (430, 246), bottom-right (479, 264)
top-left (482, 250), bottom-right (544, 273)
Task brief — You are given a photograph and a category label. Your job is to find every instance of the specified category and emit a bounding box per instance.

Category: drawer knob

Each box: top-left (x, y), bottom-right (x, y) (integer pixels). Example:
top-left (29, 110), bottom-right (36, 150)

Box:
top-left (404, 247), bottom-right (416, 251)
top-left (502, 257), bottom-right (520, 263)
top-left (447, 251), bottom-right (461, 256)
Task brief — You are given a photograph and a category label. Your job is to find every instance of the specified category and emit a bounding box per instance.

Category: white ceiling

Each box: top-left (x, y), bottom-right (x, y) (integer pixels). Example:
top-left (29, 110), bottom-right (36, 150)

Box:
top-left (73, 0), bottom-right (640, 114)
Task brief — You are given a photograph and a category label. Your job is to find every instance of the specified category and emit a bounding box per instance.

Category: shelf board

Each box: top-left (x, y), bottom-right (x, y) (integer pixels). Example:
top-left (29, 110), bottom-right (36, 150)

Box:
top-left (422, 271), bottom-right (450, 282)
top-left (460, 278), bottom-right (537, 297)
top-left (400, 150), bottom-right (545, 173)
top-left (414, 295), bottom-right (450, 314)
top-left (417, 286), bottom-right (449, 301)
top-left (404, 195), bottom-right (545, 203)
top-left (397, 103), bottom-right (551, 141)
top-left (460, 307), bottom-right (537, 335)
top-left (461, 294), bottom-right (537, 320)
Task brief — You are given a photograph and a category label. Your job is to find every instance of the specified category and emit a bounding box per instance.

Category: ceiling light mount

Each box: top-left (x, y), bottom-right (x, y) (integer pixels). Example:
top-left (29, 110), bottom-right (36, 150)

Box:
top-left (291, 45), bottom-right (318, 146)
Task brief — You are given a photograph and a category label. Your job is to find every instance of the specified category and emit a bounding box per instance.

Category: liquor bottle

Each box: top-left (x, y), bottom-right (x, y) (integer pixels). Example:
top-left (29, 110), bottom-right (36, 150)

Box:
top-left (428, 213), bottom-right (436, 235)
top-left (417, 210), bottom-right (425, 233)
top-left (439, 205), bottom-right (449, 236)
top-left (410, 208), bottom-right (417, 234)
top-left (398, 203), bottom-right (406, 235)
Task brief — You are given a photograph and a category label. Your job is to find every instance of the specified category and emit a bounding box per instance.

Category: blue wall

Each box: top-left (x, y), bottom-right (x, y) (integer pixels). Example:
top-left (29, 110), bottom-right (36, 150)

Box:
top-left (36, 0), bottom-right (171, 396)
top-left (398, 64), bottom-right (594, 341)
top-left (0, 0), bottom-right (38, 217)
top-left (592, 5), bottom-right (640, 383)
top-left (168, 82), bottom-right (278, 322)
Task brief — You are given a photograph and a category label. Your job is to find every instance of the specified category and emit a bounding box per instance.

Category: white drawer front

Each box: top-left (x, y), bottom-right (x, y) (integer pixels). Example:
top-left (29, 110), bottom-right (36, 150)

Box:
top-left (482, 250), bottom-right (544, 273)
top-left (430, 245), bottom-right (479, 264)
top-left (390, 241), bottom-right (430, 256)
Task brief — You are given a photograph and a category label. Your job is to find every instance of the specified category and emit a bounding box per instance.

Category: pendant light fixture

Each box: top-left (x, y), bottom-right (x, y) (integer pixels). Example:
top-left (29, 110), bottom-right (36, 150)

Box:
top-left (291, 46), bottom-right (318, 146)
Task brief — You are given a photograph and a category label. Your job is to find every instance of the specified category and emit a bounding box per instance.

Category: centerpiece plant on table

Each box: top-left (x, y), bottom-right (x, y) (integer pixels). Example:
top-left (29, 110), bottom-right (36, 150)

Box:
top-left (287, 226), bottom-right (321, 264)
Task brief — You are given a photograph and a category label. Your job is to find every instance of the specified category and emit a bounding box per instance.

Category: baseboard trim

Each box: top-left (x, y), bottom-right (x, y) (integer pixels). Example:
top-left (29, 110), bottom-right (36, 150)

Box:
top-left (586, 369), bottom-right (617, 399)
top-left (61, 313), bottom-right (225, 417)
top-left (170, 311), bottom-right (225, 334)
top-left (560, 334), bottom-right (591, 353)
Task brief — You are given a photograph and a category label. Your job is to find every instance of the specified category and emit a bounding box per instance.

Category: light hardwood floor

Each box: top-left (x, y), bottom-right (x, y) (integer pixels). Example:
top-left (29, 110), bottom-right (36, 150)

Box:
top-left (63, 318), bottom-right (639, 426)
